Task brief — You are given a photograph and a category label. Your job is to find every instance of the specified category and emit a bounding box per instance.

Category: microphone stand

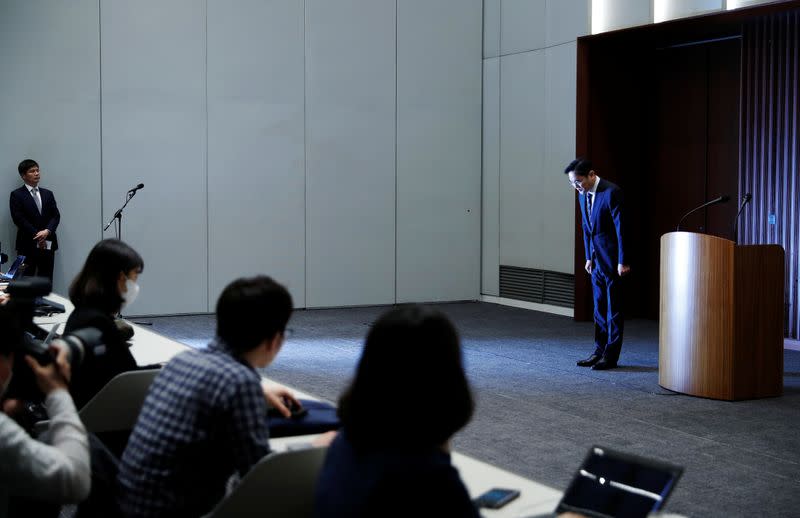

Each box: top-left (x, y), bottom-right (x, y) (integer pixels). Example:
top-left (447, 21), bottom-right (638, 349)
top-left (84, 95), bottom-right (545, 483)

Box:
top-left (676, 195), bottom-right (730, 231)
top-left (103, 188), bottom-right (152, 325)
top-left (732, 193), bottom-right (753, 245)
top-left (104, 189), bottom-right (140, 241)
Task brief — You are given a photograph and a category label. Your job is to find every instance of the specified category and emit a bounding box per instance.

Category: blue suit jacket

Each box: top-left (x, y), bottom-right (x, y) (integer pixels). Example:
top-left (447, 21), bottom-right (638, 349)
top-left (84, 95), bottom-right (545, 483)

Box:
top-left (579, 178), bottom-right (626, 276)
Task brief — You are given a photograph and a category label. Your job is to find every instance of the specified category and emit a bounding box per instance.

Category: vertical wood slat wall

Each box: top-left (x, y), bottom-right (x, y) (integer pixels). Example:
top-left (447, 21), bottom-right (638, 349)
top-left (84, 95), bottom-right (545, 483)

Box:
top-left (740, 10), bottom-right (800, 339)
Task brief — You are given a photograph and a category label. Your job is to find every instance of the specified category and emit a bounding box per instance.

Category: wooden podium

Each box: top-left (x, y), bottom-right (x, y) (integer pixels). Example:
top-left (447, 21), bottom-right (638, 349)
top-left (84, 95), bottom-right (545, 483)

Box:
top-left (659, 232), bottom-right (784, 400)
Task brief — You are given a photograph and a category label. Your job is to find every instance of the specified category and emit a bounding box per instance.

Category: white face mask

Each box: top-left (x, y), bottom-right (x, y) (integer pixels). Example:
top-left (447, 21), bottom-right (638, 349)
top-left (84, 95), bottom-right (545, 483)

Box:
top-left (121, 278), bottom-right (140, 308)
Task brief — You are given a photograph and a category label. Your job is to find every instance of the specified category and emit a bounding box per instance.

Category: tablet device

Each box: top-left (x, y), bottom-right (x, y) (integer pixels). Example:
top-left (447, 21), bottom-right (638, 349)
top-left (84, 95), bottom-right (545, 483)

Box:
top-left (552, 446), bottom-right (683, 518)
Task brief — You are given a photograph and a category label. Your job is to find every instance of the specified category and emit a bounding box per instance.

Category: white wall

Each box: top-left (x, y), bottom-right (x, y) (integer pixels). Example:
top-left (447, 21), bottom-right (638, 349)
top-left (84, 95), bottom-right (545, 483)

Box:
top-left (0, 0), bottom-right (101, 296)
top-left (482, 0), bottom-right (588, 293)
top-left (0, 0), bottom-right (484, 315)
top-left (727, 0), bottom-right (776, 8)
top-left (207, 0), bottom-right (306, 308)
top-left (482, 58), bottom-right (501, 296)
top-left (396, 0), bottom-right (482, 302)
top-left (592, 0), bottom-right (652, 33)
top-left (305, 0), bottom-right (396, 308)
top-left (655, 0), bottom-right (724, 22)
top-left (100, 0), bottom-right (208, 315)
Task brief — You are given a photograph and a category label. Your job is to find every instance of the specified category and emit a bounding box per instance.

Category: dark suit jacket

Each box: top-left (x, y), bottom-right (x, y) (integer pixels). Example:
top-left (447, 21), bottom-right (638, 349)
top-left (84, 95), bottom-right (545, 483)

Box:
top-left (579, 178), bottom-right (627, 276)
top-left (63, 307), bottom-right (138, 409)
top-left (9, 185), bottom-right (60, 253)
top-left (315, 432), bottom-right (479, 518)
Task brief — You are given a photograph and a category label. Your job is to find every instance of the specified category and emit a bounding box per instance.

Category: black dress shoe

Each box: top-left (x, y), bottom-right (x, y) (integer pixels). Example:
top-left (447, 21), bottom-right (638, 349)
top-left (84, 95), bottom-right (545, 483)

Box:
top-left (592, 358), bottom-right (618, 370)
top-left (577, 354), bottom-right (601, 367)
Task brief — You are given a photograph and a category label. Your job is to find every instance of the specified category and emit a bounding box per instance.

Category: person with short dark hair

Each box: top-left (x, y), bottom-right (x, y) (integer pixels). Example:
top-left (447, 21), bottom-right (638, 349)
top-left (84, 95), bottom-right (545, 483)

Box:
top-left (564, 157), bottom-right (630, 370)
top-left (314, 305), bottom-right (479, 518)
top-left (117, 276), bottom-right (304, 517)
top-left (63, 239), bottom-right (145, 408)
top-left (0, 311), bottom-right (91, 517)
top-left (9, 159), bottom-right (61, 279)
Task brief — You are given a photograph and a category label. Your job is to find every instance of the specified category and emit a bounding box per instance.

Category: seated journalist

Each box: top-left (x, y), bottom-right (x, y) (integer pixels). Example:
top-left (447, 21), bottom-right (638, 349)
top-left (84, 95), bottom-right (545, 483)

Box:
top-left (314, 304), bottom-right (479, 518)
top-left (64, 238), bottom-right (149, 409)
top-left (117, 275), bottom-right (333, 517)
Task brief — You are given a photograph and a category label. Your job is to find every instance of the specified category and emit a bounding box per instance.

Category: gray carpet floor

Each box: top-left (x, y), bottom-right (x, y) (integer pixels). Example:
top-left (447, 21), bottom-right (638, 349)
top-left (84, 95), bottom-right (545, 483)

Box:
top-left (141, 302), bottom-right (800, 518)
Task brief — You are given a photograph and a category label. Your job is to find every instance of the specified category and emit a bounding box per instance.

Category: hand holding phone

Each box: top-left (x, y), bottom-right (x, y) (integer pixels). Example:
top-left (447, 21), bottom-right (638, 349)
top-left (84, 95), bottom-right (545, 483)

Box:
top-left (473, 487), bottom-right (521, 509)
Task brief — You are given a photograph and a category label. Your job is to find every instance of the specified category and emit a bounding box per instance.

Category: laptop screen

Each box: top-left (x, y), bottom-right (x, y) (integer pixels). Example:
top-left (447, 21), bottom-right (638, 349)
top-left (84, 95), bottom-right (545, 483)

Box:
top-left (554, 446), bottom-right (683, 518)
top-left (2, 255), bottom-right (25, 280)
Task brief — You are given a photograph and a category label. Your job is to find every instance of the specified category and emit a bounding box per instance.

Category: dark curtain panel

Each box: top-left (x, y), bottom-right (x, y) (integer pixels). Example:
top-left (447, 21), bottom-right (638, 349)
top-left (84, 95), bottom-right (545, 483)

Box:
top-left (741, 10), bottom-right (800, 339)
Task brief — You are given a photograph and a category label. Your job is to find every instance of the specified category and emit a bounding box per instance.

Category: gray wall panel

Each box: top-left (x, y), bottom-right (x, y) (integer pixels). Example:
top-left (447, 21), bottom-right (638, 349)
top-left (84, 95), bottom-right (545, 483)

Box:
top-left (305, 0), bottom-right (396, 307)
top-left (482, 58), bottom-right (501, 296)
top-left (544, 42), bottom-right (579, 273)
top-left (546, 0), bottom-right (590, 46)
top-left (484, 0), bottom-right (501, 58)
top-left (207, 0), bottom-right (306, 309)
top-left (396, 0), bottom-right (482, 303)
top-left (100, 0), bottom-right (207, 315)
top-left (499, 50), bottom-right (546, 269)
top-left (501, 0), bottom-right (546, 54)
top-left (0, 0), bottom-right (101, 295)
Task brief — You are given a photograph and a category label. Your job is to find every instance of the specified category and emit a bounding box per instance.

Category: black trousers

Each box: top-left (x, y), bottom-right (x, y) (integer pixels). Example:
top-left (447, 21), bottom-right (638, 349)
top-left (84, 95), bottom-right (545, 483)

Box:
top-left (20, 247), bottom-right (55, 280)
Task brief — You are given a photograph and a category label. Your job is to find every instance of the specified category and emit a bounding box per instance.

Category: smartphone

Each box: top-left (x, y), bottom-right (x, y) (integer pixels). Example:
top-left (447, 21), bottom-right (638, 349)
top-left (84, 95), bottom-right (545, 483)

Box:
top-left (473, 488), bottom-right (521, 509)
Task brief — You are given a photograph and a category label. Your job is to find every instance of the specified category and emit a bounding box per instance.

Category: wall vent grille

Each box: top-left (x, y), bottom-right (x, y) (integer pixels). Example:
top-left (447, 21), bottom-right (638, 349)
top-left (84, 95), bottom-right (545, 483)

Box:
top-left (499, 266), bottom-right (574, 308)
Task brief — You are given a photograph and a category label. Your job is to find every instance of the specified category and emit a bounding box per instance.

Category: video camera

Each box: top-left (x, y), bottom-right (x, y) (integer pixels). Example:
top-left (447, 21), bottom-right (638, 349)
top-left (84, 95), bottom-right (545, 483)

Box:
top-left (1, 277), bottom-right (107, 403)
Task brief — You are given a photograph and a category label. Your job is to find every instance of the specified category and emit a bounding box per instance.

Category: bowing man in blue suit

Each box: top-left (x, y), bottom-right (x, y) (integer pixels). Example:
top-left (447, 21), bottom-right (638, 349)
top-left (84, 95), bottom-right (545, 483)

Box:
top-left (565, 158), bottom-right (630, 370)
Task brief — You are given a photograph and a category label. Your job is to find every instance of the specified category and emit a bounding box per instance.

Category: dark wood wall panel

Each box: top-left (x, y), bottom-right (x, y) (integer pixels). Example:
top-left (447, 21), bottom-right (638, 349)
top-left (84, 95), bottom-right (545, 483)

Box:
top-left (707, 38), bottom-right (743, 239)
top-left (740, 11), bottom-right (800, 338)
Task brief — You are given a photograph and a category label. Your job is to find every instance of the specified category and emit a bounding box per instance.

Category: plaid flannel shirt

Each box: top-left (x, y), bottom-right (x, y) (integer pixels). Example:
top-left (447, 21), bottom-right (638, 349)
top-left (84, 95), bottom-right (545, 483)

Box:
top-left (117, 340), bottom-right (271, 517)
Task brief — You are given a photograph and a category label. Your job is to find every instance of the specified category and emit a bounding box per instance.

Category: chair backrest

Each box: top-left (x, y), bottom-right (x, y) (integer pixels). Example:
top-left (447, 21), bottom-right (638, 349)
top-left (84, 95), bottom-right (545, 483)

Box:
top-left (79, 368), bottom-right (160, 433)
top-left (205, 446), bottom-right (328, 518)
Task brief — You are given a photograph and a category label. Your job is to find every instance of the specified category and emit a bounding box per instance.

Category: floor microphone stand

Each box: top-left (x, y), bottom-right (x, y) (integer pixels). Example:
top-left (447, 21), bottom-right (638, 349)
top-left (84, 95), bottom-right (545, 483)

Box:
top-left (104, 188), bottom-right (152, 326)
top-left (104, 189), bottom-right (138, 240)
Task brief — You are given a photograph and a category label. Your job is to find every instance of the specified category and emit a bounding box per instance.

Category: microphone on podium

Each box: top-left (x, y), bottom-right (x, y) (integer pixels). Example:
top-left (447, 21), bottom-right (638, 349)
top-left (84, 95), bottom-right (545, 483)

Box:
top-left (732, 193), bottom-right (753, 244)
top-left (676, 194), bottom-right (730, 231)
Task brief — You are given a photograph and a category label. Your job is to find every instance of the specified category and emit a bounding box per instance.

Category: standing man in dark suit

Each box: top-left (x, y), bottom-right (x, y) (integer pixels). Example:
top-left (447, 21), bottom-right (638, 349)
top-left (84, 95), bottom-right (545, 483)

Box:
top-left (10, 159), bottom-right (60, 279)
top-left (565, 158), bottom-right (630, 370)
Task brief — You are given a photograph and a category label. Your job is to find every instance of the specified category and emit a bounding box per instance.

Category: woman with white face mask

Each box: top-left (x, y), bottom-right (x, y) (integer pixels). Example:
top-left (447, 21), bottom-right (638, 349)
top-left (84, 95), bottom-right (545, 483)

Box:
top-left (63, 239), bottom-right (145, 409)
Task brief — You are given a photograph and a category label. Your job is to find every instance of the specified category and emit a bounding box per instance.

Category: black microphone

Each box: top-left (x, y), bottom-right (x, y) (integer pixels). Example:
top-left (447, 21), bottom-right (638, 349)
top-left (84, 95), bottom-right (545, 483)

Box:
top-left (732, 193), bottom-right (753, 244)
top-left (676, 194), bottom-right (730, 231)
top-left (127, 183), bottom-right (144, 194)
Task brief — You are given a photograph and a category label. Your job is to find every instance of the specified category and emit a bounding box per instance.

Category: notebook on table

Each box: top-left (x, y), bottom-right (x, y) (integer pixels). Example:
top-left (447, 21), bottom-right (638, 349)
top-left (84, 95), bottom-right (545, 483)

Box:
top-left (529, 445), bottom-right (683, 518)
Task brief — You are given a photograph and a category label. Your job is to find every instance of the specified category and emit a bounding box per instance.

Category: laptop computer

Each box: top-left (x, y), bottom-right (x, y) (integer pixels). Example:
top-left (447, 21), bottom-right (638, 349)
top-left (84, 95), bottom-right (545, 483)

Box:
top-left (0, 255), bottom-right (26, 281)
top-left (530, 445), bottom-right (683, 518)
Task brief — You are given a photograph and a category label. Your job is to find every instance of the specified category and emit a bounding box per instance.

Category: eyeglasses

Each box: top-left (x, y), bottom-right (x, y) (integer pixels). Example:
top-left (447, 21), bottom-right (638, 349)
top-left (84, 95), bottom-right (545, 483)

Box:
top-left (568, 177), bottom-right (585, 187)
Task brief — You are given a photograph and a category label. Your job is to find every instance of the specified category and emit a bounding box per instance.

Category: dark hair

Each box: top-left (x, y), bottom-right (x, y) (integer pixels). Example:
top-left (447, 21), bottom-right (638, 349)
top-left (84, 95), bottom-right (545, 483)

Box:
top-left (339, 305), bottom-right (474, 451)
top-left (216, 276), bottom-right (293, 354)
top-left (18, 159), bottom-right (39, 177)
top-left (69, 239), bottom-right (144, 314)
top-left (564, 157), bottom-right (592, 176)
